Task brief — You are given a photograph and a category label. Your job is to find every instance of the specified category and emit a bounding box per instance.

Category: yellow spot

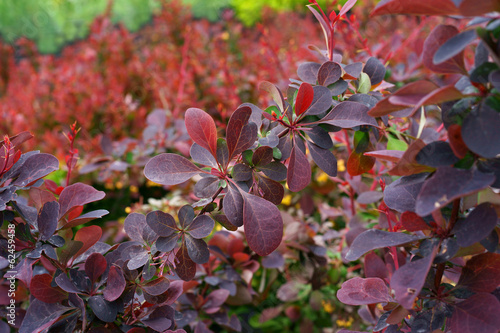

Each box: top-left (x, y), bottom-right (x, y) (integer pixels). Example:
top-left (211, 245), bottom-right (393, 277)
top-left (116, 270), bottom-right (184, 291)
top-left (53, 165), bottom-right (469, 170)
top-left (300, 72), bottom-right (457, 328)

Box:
top-left (125, 207), bottom-right (131, 214)
top-left (282, 194), bottom-right (292, 206)
top-left (105, 182), bottom-right (114, 190)
top-left (336, 317), bottom-right (353, 328)
top-left (130, 185), bottom-right (138, 193)
top-left (115, 181), bottom-right (123, 190)
top-left (317, 171), bottom-right (330, 184)
top-left (322, 300), bottom-right (335, 313)
top-left (220, 31), bottom-right (229, 40)
top-left (215, 223), bottom-right (222, 231)
top-left (146, 180), bottom-right (161, 187)
top-left (337, 159), bottom-right (346, 172)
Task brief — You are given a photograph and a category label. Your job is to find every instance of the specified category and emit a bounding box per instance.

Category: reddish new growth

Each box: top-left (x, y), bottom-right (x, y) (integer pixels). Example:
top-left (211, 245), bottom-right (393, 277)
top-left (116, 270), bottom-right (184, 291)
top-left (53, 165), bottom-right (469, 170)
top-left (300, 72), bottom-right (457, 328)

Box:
top-left (64, 121), bottom-right (80, 186)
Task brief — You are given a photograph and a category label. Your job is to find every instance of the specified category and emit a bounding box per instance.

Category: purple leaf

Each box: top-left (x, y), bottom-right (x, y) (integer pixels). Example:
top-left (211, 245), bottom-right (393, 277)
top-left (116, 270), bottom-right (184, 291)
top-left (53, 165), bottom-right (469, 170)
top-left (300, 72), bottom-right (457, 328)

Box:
top-left (346, 229), bottom-right (427, 261)
top-left (415, 167), bottom-right (495, 217)
top-left (146, 210), bottom-right (177, 237)
top-left (185, 235), bottom-right (210, 264)
top-left (277, 134), bottom-right (293, 161)
top-left (462, 103), bottom-right (500, 158)
top-left (144, 153), bottom-right (201, 186)
top-left (232, 163), bottom-right (253, 182)
top-left (124, 213), bottom-right (155, 244)
top-left (384, 172), bottom-right (429, 213)
top-left (85, 252), bottom-right (107, 285)
top-left (364, 252), bottom-right (389, 280)
top-left (178, 204), bottom-right (195, 229)
top-left (259, 81), bottom-right (286, 113)
top-left (262, 251), bottom-right (285, 268)
top-left (415, 141), bottom-right (459, 167)
top-left (391, 246), bottom-right (438, 309)
top-left (141, 305), bottom-right (174, 332)
top-left (297, 62), bottom-right (321, 84)
top-left (304, 86), bottom-right (333, 116)
top-left (454, 203), bottom-right (498, 247)
top-left (344, 62), bottom-right (363, 79)
top-left (242, 191), bottom-right (283, 256)
top-left (423, 25), bottom-right (466, 74)
top-left (223, 184), bottom-right (244, 227)
top-left (287, 144), bottom-right (311, 192)
top-left (141, 277), bottom-right (170, 296)
top-left (12, 153), bottom-right (59, 187)
top-left (58, 183), bottom-right (105, 219)
top-left (175, 244), bottom-right (197, 281)
top-left (190, 143), bottom-right (217, 168)
top-left (259, 161), bottom-right (287, 181)
top-left (318, 61), bottom-right (342, 86)
top-left (434, 29), bottom-right (477, 65)
top-left (449, 293), bottom-right (500, 333)
top-left (187, 215), bottom-right (214, 239)
top-left (185, 108), bottom-right (218, 157)
top-left (216, 138), bottom-right (229, 168)
top-left (61, 209), bottom-right (109, 229)
top-left (322, 101), bottom-right (378, 128)
top-left (307, 141), bottom-right (337, 177)
top-left (357, 191), bottom-right (384, 205)
top-left (88, 295), bottom-right (118, 322)
top-left (203, 289), bottom-right (230, 314)
top-left (19, 299), bottom-right (70, 333)
top-left (457, 253), bottom-right (500, 293)
top-left (194, 176), bottom-right (220, 198)
top-left (238, 102), bottom-right (263, 129)
top-left (103, 266), bottom-right (126, 301)
top-left (156, 233), bottom-right (180, 252)
top-left (37, 201), bottom-right (59, 241)
top-left (307, 126), bottom-right (333, 149)
top-left (126, 247), bottom-right (150, 270)
top-left (363, 57), bottom-right (386, 85)
top-left (337, 277), bottom-right (392, 305)
top-left (257, 176), bottom-right (284, 205)
top-left (54, 273), bottom-right (80, 294)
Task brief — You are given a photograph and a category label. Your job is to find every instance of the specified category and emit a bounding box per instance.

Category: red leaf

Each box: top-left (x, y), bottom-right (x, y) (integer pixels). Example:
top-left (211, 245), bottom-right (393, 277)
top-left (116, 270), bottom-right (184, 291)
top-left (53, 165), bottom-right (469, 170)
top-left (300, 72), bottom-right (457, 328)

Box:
top-left (457, 253), bottom-right (500, 293)
top-left (337, 277), bottom-right (392, 305)
top-left (175, 244), bottom-right (197, 281)
top-left (30, 274), bottom-right (67, 303)
top-left (185, 108), bottom-right (218, 157)
top-left (339, 0), bottom-right (357, 18)
top-left (287, 144), bottom-right (311, 192)
top-left (447, 124), bottom-right (469, 158)
top-left (226, 106), bottom-right (258, 158)
top-left (58, 183), bottom-right (105, 219)
top-left (401, 212), bottom-right (431, 232)
top-left (242, 191), bottom-right (283, 256)
top-left (450, 293), bottom-right (500, 333)
top-left (73, 225), bottom-right (102, 262)
top-left (141, 277), bottom-right (170, 296)
top-left (371, 0), bottom-right (459, 16)
top-left (423, 25), bottom-right (466, 74)
top-left (85, 252), bottom-right (107, 285)
top-left (388, 139), bottom-right (434, 176)
top-left (144, 153), bottom-right (201, 186)
top-left (364, 150), bottom-right (404, 162)
top-left (347, 150), bottom-right (375, 176)
top-left (295, 82), bottom-right (314, 116)
top-left (459, 0), bottom-right (500, 16)
top-left (318, 61), bottom-right (342, 87)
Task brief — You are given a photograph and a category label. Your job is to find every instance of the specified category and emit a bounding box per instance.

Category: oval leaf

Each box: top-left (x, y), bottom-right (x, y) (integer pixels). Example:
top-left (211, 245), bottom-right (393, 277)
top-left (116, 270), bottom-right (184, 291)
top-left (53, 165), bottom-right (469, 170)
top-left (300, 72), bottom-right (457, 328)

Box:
top-left (185, 108), bottom-right (218, 156)
top-left (144, 153), bottom-right (201, 186)
top-left (337, 277), bottom-right (392, 305)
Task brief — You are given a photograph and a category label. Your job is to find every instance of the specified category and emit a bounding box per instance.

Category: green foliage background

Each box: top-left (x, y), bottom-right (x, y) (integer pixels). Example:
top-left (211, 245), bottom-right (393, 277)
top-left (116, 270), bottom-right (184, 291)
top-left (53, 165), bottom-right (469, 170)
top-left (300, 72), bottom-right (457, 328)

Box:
top-left (0, 0), bottom-right (346, 53)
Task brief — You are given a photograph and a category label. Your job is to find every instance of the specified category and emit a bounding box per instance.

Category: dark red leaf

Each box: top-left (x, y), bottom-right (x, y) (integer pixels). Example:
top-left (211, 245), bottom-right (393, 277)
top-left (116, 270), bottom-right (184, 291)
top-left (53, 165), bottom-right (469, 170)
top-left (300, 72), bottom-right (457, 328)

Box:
top-left (144, 153), bottom-right (201, 186)
top-left (364, 150), bottom-right (404, 162)
top-left (141, 305), bottom-right (174, 332)
top-left (346, 229), bottom-right (427, 261)
top-left (103, 266), bottom-right (126, 301)
top-left (287, 144), bottom-right (311, 192)
top-left (61, 209), bottom-right (109, 229)
top-left (391, 246), bottom-right (438, 309)
top-left (187, 215), bottom-right (214, 239)
top-left (242, 191), bottom-right (283, 256)
top-left (252, 146), bottom-right (274, 166)
top-left (227, 106), bottom-right (258, 158)
top-left (185, 108), bottom-right (218, 157)
top-left (448, 124), bottom-right (469, 159)
top-left (58, 183), bottom-right (105, 219)
top-left (457, 253), bottom-right (500, 293)
top-left (37, 201), bottom-right (59, 241)
top-left (307, 141), bottom-right (337, 177)
top-left (85, 252), bottom-right (107, 285)
top-left (388, 139), bottom-right (434, 176)
top-left (295, 82), bottom-right (314, 116)
top-left (318, 61), bottom-right (342, 86)
top-left (337, 277), bottom-right (393, 305)
top-left (175, 244), bottom-right (197, 281)
top-left (449, 293), bottom-right (500, 333)
top-left (30, 274), bottom-right (67, 303)
top-left (459, 0), bottom-right (500, 16)
top-left (454, 203), bottom-right (498, 247)
top-left (364, 252), bottom-right (389, 280)
top-left (371, 0), bottom-right (459, 16)
top-left (322, 101), bottom-right (377, 128)
top-left (400, 212), bottom-right (431, 232)
top-left (223, 184), bottom-right (245, 227)
top-left (141, 277), bottom-right (170, 296)
top-left (259, 161), bottom-right (287, 181)
top-left (304, 85), bottom-right (333, 116)
top-left (216, 139), bottom-right (229, 172)
top-left (423, 25), bottom-right (466, 74)
top-left (415, 167), bottom-right (495, 217)
top-left (12, 153), bottom-right (59, 187)
top-left (462, 104), bottom-right (500, 159)
top-left (185, 234), bottom-right (210, 264)
top-left (232, 163), bottom-right (253, 182)
top-left (146, 210), bottom-right (177, 237)
top-left (257, 176), bottom-right (284, 205)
